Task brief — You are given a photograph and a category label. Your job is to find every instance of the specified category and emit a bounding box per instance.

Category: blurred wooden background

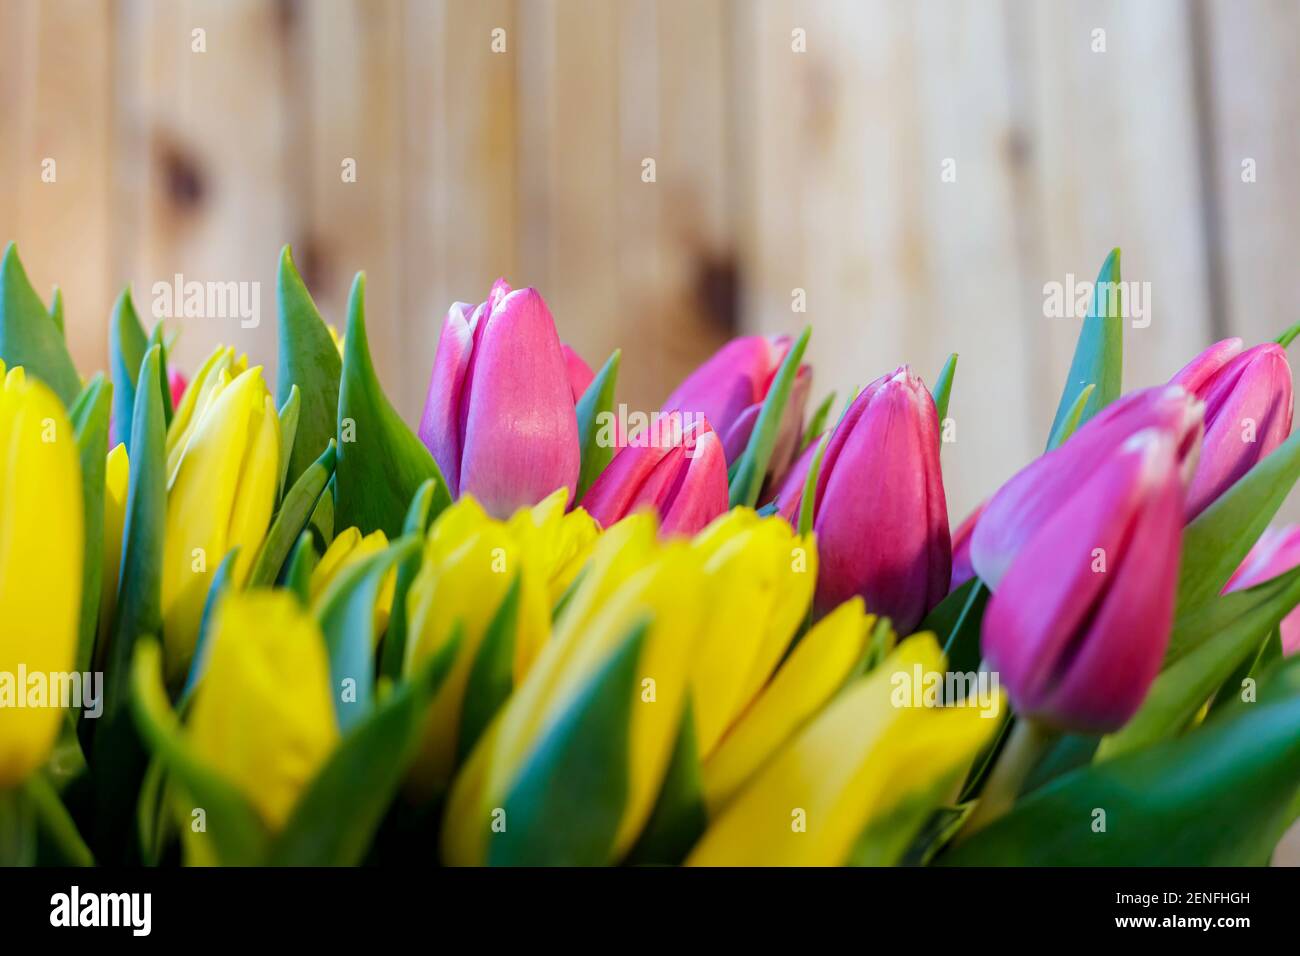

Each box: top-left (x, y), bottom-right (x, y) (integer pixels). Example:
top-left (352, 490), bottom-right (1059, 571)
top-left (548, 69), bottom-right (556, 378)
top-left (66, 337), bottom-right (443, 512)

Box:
top-left (1, 0), bottom-right (1298, 522)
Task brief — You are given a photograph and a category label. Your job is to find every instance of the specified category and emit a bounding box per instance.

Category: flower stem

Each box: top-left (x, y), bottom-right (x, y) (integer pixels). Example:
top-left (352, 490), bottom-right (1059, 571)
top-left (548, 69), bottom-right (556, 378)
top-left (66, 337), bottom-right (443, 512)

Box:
top-left (953, 718), bottom-right (1056, 846)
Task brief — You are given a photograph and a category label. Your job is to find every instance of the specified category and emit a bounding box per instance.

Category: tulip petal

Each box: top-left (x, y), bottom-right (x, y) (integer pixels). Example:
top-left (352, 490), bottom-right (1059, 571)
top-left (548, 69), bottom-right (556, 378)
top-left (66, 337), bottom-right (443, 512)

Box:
top-left (418, 302), bottom-right (476, 496)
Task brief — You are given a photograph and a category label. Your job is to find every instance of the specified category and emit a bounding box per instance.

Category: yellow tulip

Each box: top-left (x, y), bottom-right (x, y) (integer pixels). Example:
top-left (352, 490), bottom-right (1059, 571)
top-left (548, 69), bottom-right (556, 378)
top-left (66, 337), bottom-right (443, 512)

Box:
top-left (505, 488), bottom-right (600, 607)
top-left (161, 365), bottom-right (279, 687)
top-left (164, 345), bottom-right (247, 485)
top-left (442, 513), bottom-right (706, 865)
top-left (309, 526), bottom-right (394, 635)
top-left (403, 497), bottom-right (552, 794)
top-left (0, 364), bottom-right (83, 787)
top-left (186, 591), bottom-right (337, 838)
top-left (702, 598), bottom-right (874, 812)
top-left (687, 633), bottom-right (1001, 866)
top-left (96, 442), bottom-right (130, 667)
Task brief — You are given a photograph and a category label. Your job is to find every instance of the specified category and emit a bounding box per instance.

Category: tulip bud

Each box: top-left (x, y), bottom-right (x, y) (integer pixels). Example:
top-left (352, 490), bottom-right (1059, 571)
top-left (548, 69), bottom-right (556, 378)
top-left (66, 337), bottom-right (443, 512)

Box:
top-left (664, 335), bottom-right (811, 481)
top-left (97, 442), bottom-right (130, 669)
top-left (949, 502), bottom-right (985, 593)
top-left (971, 384), bottom-right (1203, 589)
top-left (168, 367), bottom-right (189, 410)
top-left (580, 411), bottom-right (729, 537)
top-left (981, 428), bottom-right (1185, 733)
top-left (0, 364), bottom-right (83, 788)
top-left (162, 364), bottom-right (280, 687)
top-left (186, 591), bottom-right (338, 837)
top-left (309, 527), bottom-right (395, 638)
top-left (803, 367), bottom-right (950, 633)
top-left (418, 280), bottom-right (580, 519)
top-left (1225, 524), bottom-right (1300, 656)
top-left (1171, 340), bottom-right (1293, 518)
top-left (562, 344), bottom-right (594, 403)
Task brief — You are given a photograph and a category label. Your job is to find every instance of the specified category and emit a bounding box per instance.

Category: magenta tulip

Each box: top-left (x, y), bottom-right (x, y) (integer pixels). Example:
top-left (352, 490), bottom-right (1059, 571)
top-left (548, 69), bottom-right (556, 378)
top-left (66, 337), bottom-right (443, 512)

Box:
top-left (949, 502), bottom-right (985, 594)
top-left (562, 344), bottom-right (594, 403)
top-left (1171, 339), bottom-right (1293, 518)
top-left (797, 367), bottom-right (949, 633)
top-left (168, 367), bottom-right (189, 409)
top-left (1225, 525), bottom-right (1300, 656)
top-left (663, 335), bottom-right (811, 481)
top-left (982, 428), bottom-right (1185, 732)
top-left (418, 279), bottom-right (580, 519)
top-left (580, 412), bottom-right (728, 537)
top-left (970, 384), bottom-right (1204, 589)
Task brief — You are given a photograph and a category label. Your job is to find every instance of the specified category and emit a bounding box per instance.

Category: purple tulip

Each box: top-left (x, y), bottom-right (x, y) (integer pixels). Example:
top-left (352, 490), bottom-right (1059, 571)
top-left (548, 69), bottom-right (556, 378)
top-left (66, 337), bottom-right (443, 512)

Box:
top-left (798, 366), bottom-right (950, 633)
top-left (970, 384), bottom-right (1204, 589)
top-left (418, 279), bottom-right (580, 519)
top-left (580, 412), bottom-right (728, 537)
top-left (982, 427), bottom-right (1185, 733)
top-left (1225, 525), bottom-right (1300, 656)
top-left (1171, 340), bottom-right (1293, 518)
top-left (663, 335), bottom-right (811, 482)
top-left (949, 502), bottom-right (985, 594)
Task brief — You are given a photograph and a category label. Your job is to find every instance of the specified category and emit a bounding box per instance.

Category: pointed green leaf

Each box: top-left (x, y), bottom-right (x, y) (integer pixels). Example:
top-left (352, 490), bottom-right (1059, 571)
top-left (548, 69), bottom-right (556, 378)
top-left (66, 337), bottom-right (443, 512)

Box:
top-left (574, 349), bottom-right (621, 500)
top-left (315, 536), bottom-right (422, 732)
top-left (1176, 426), bottom-right (1300, 615)
top-left (178, 548), bottom-right (241, 708)
top-left (730, 325), bottom-right (811, 508)
top-left (266, 629), bottom-right (461, 866)
top-left (1098, 565), bottom-right (1300, 760)
top-left (48, 286), bottom-right (65, 336)
top-left (799, 390), bottom-right (836, 454)
top-left (919, 578), bottom-right (989, 675)
top-left (26, 774), bottom-right (93, 866)
top-left (1048, 248), bottom-right (1122, 438)
top-left (309, 475), bottom-right (335, 551)
top-left (457, 575), bottom-right (522, 761)
top-left (276, 245), bottom-right (342, 489)
top-left (944, 659), bottom-right (1300, 866)
top-left (284, 532), bottom-right (318, 606)
top-left (145, 320), bottom-right (173, 428)
top-left (797, 431), bottom-right (829, 536)
top-left (931, 352), bottom-right (957, 423)
top-left (130, 640), bottom-right (269, 865)
top-left (1277, 320), bottom-right (1300, 348)
top-left (490, 623), bottom-right (647, 866)
top-left (249, 439), bottom-right (336, 587)
top-left (847, 767), bottom-right (963, 866)
top-left (625, 701), bottom-right (707, 866)
top-left (1045, 383), bottom-right (1094, 452)
top-left (108, 289), bottom-right (148, 453)
top-left (0, 243), bottom-right (81, 405)
top-left (69, 376), bottom-right (112, 678)
top-left (335, 272), bottom-right (450, 538)
top-left (277, 384), bottom-right (301, 499)
top-left (379, 478), bottom-right (446, 681)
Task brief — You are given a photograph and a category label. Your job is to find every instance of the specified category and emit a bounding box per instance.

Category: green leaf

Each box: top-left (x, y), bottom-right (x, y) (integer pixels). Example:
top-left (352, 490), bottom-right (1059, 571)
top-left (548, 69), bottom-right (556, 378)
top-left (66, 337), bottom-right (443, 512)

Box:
top-left (48, 286), bottom-right (64, 336)
top-left (309, 475), bottom-right (335, 550)
top-left (919, 578), bottom-right (989, 675)
top-left (276, 245), bottom-right (342, 489)
top-left (799, 390), bottom-right (836, 454)
top-left (284, 532), bottom-right (318, 605)
top-left (108, 289), bottom-right (148, 454)
top-left (26, 773), bottom-right (93, 866)
top-left (178, 548), bottom-right (241, 708)
top-left (335, 272), bottom-right (451, 538)
top-left (1048, 248), bottom-right (1122, 438)
top-left (574, 349), bottom-right (621, 500)
top-left (315, 536), bottom-right (422, 732)
top-left (931, 352), bottom-right (957, 423)
top-left (1175, 426), bottom-right (1300, 615)
top-left (266, 630), bottom-right (461, 866)
top-left (1097, 565), bottom-right (1300, 760)
top-left (379, 478), bottom-right (444, 681)
top-left (490, 622), bottom-right (647, 866)
top-left (145, 320), bottom-right (173, 428)
top-left (796, 432), bottom-right (829, 536)
top-left (69, 376), bottom-right (112, 678)
top-left (249, 439), bottom-right (336, 587)
top-left (457, 575), bottom-right (522, 762)
top-left (625, 701), bottom-right (707, 866)
top-left (1045, 382), bottom-right (1094, 452)
top-left (1208, 628), bottom-right (1282, 718)
top-left (1276, 319), bottom-right (1300, 348)
top-left (130, 639), bottom-right (269, 865)
top-left (847, 769), bottom-right (963, 866)
top-left (105, 345), bottom-right (167, 719)
top-left (277, 384), bottom-right (301, 500)
top-left (0, 242), bottom-right (81, 406)
top-left (943, 659), bottom-right (1300, 865)
top-left (0, 787), bottom-right (37, 866)
top-left (729, 326), bottom-right (811, 508)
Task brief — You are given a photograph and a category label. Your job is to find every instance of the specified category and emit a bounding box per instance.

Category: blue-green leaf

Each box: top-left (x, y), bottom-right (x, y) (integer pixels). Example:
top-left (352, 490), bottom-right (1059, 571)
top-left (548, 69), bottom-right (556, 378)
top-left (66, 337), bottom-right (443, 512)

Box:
top-left (178, 549), bottom-right (241, 708)
top-left (729, 326), bottom-right (811, 508)
top-left (69, 376), bottom-right (112, 678)
top-left (575, 349), bottom-right (621, 500)
top-left (1045, 383), bottom-right (1094, 452)
top-left (1048, 248), bottom-right (1122, 438)
top-left (0, 243), bottom-right (81, 406)
top-left (931, 353), bottom-right (957, 423)
top-left (108, 289), bottom-right (148, 454)
top-left (249, 440), bottom-right (336, 587)
top-left (277, 384), bottom-right (301, 500)
top-left (379, 478), bottom-right (444, 681)
top-left (625, 701), bottom-right (706, 866)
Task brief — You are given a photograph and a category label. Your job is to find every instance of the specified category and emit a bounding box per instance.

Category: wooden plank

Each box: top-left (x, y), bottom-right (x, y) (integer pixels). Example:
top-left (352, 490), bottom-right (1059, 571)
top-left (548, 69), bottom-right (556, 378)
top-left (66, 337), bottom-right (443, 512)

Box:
top-left (0, 0), bottom-right (114, 376)
top-left (114, 0), bottom-right (290, 386)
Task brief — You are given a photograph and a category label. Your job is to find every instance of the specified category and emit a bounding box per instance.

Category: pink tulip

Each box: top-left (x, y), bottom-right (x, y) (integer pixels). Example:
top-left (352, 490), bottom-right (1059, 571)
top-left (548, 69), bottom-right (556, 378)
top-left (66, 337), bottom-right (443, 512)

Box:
top-left (982, 428), bottom-right (1185, 733)
top-left (580, 412), bottom-right (728, 537)
top-left (970, 385), bottom-right (1204, 589)
top-left (773, 435), bottom-right (822, 523)
top-left (1171, 340), bottom-right (1293, 518)
top-left (168, 367), bottom-right (189, 409)
top-left (1224, 525), bottom-right (1300, 656)
top-left (803, 366), bottom-right (949, 633)
top-left (663, 335), bottom-right (811, 481)
top-left (949, 502), bottom-right (986, 594)
top-left (418, 279), bottom-right (580, 519)
top-left (562, 344), bottom-right (594, 403)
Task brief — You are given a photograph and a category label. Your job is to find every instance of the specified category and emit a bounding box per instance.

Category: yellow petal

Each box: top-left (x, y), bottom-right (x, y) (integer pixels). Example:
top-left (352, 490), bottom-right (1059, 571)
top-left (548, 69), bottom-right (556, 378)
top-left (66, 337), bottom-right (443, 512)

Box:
top-left (687, 633), bottom-right (1000, 866)
top-left (96, 442), bottom-right (131, 667)
top-left (165, 345), bottom-right (235, 482)
top-left (702, 599), bottom-right (872, 812)
top-left (0, 368), bottom-right (83, 787)
top-left (186, 590), bottom-right (338, 832)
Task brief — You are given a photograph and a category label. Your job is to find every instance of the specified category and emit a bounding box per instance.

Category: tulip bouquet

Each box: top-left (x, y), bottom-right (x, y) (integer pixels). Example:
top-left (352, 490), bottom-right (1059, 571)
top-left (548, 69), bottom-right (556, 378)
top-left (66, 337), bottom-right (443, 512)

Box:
top-left (2, 240), bottom-right (1300, 869)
